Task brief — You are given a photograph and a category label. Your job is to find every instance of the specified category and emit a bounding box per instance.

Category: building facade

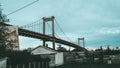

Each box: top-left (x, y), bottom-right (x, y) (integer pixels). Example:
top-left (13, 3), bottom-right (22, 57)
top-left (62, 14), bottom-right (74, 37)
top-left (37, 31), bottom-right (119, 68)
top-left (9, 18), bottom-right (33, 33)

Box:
top-left (7, 26), bottom-right (19, 50)
top-left (31, 46), bottom-right (64, 67)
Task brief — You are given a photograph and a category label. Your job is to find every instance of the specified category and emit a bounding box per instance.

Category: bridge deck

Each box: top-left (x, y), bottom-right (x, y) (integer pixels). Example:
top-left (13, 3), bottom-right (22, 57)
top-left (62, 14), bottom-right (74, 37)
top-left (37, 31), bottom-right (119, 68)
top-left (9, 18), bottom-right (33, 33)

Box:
top-left (19, 28), bottom-right (86, 50)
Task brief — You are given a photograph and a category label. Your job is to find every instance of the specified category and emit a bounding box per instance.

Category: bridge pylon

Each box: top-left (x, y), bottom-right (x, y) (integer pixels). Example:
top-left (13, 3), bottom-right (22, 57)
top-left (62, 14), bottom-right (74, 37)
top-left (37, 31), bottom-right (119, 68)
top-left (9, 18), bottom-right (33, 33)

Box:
top-left (42, 16), bottom-right (55, 49)
top-left (78, 37), bottom-right (85, 48)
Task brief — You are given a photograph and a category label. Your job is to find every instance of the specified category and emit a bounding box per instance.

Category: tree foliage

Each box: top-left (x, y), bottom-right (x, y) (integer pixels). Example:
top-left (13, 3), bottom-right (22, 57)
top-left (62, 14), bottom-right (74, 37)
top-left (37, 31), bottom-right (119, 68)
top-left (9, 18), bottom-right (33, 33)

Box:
top-left (0, 7), bottom-right (16, 56)
top-left (57, 45), bottom-right (68, 52)
top-left (0, 23), bottom-right (10, 52)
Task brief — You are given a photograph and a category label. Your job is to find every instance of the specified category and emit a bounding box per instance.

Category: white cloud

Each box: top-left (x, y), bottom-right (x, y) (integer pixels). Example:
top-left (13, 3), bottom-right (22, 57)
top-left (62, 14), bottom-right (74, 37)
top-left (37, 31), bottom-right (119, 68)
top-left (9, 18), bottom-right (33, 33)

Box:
top-left (97, 27), bottom-right (120, 34)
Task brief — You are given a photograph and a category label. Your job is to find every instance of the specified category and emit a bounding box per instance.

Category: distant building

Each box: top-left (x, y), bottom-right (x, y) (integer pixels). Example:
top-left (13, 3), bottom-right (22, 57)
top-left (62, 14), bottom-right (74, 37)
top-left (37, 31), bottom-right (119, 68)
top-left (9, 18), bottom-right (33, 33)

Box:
top-left (64, 52), bottom-right (77, 62)
top-left (31, 46), bottom-right (64, 67)
top-left (64, 51), bottom-right (87, 63)
top-left (104, 54), bottom-right (120, 64)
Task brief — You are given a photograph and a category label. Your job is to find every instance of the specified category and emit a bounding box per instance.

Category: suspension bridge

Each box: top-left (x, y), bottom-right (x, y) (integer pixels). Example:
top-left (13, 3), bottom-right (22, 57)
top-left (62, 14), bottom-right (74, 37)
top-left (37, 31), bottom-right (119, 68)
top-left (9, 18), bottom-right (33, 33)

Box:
top-left (1, 16), bottom-right (86, 50)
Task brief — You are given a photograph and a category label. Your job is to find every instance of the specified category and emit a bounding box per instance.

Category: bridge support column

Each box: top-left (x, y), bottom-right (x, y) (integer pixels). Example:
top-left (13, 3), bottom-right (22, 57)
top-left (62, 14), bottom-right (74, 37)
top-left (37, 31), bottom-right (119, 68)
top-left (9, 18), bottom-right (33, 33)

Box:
top-left (43, 19), bottom-right (46, 46)
top-left (52, 17), bottom-right (55, 49)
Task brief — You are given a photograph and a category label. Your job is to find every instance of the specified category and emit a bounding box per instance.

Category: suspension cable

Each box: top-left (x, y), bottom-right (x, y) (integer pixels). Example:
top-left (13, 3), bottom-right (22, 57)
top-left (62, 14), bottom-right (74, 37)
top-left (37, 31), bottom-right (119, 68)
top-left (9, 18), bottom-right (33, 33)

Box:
top-left (46, 23), bottom-right (60, 38)
top-left (20, 18), bottom-right (42, 28)
top-left (55, 19), bottom-right (73, 43)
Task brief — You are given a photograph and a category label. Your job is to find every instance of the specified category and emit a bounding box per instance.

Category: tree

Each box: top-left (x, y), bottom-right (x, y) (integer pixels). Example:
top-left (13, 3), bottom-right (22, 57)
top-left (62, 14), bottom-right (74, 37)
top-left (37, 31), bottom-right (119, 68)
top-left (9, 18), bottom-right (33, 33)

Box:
top-left (57, 45), bottom-right (67, 52)
top-left (0, 6), bottom-right (15, 56)
top-left (0, 23), bottom-right (10, 53)
top-left (106, 45), bottom-right (111, 51)
top-left (95, 46), bottom-right (103, 52)
top-left (116, 46), bottom-right (119, 50)
top-left (0, 5), bottom-right (9, 23)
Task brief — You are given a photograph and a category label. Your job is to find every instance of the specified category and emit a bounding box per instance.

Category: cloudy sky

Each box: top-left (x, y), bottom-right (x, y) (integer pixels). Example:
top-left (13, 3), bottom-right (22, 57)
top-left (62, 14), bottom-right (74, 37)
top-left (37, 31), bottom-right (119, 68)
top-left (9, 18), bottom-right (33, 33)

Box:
top-left (1, 0), bottom-right (120, 50)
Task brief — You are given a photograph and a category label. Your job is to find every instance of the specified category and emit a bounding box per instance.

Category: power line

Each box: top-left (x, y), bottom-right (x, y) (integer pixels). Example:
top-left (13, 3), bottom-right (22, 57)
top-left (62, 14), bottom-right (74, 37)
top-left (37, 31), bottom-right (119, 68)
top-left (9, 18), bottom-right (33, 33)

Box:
top-left (6, 0), bottom-right (39, 16)
top-left (55, 19), bottom-right (73, 43)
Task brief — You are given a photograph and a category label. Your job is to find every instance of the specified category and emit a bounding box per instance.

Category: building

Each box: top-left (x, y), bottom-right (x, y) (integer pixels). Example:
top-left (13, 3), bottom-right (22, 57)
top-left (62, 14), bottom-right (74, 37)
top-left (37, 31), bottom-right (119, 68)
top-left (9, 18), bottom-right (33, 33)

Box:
top-left (64, 52), bottom-right (77, 62)
top-left (64, 51), bottom-right (87, 63)
top-left (7, 26), bottom-right (19, 50)
top-left (31, 46), bottom-right (64, 67)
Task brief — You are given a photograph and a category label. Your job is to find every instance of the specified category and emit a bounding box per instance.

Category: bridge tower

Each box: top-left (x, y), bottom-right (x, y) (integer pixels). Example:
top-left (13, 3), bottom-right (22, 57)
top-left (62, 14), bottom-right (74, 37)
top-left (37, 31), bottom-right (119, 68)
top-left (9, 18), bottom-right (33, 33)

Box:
top-left (42, 16), bottom-right (55, 49)
top-left (78, 38), bottom-right (85, 48)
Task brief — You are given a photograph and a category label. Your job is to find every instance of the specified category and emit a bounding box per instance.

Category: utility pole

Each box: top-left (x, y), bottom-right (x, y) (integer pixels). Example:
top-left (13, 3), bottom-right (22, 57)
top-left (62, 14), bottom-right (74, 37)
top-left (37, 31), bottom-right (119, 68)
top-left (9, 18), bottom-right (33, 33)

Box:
top-left (78, 37), bottom-right (85, 48)
top-left (42, 16), bottom-right (55, 49)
